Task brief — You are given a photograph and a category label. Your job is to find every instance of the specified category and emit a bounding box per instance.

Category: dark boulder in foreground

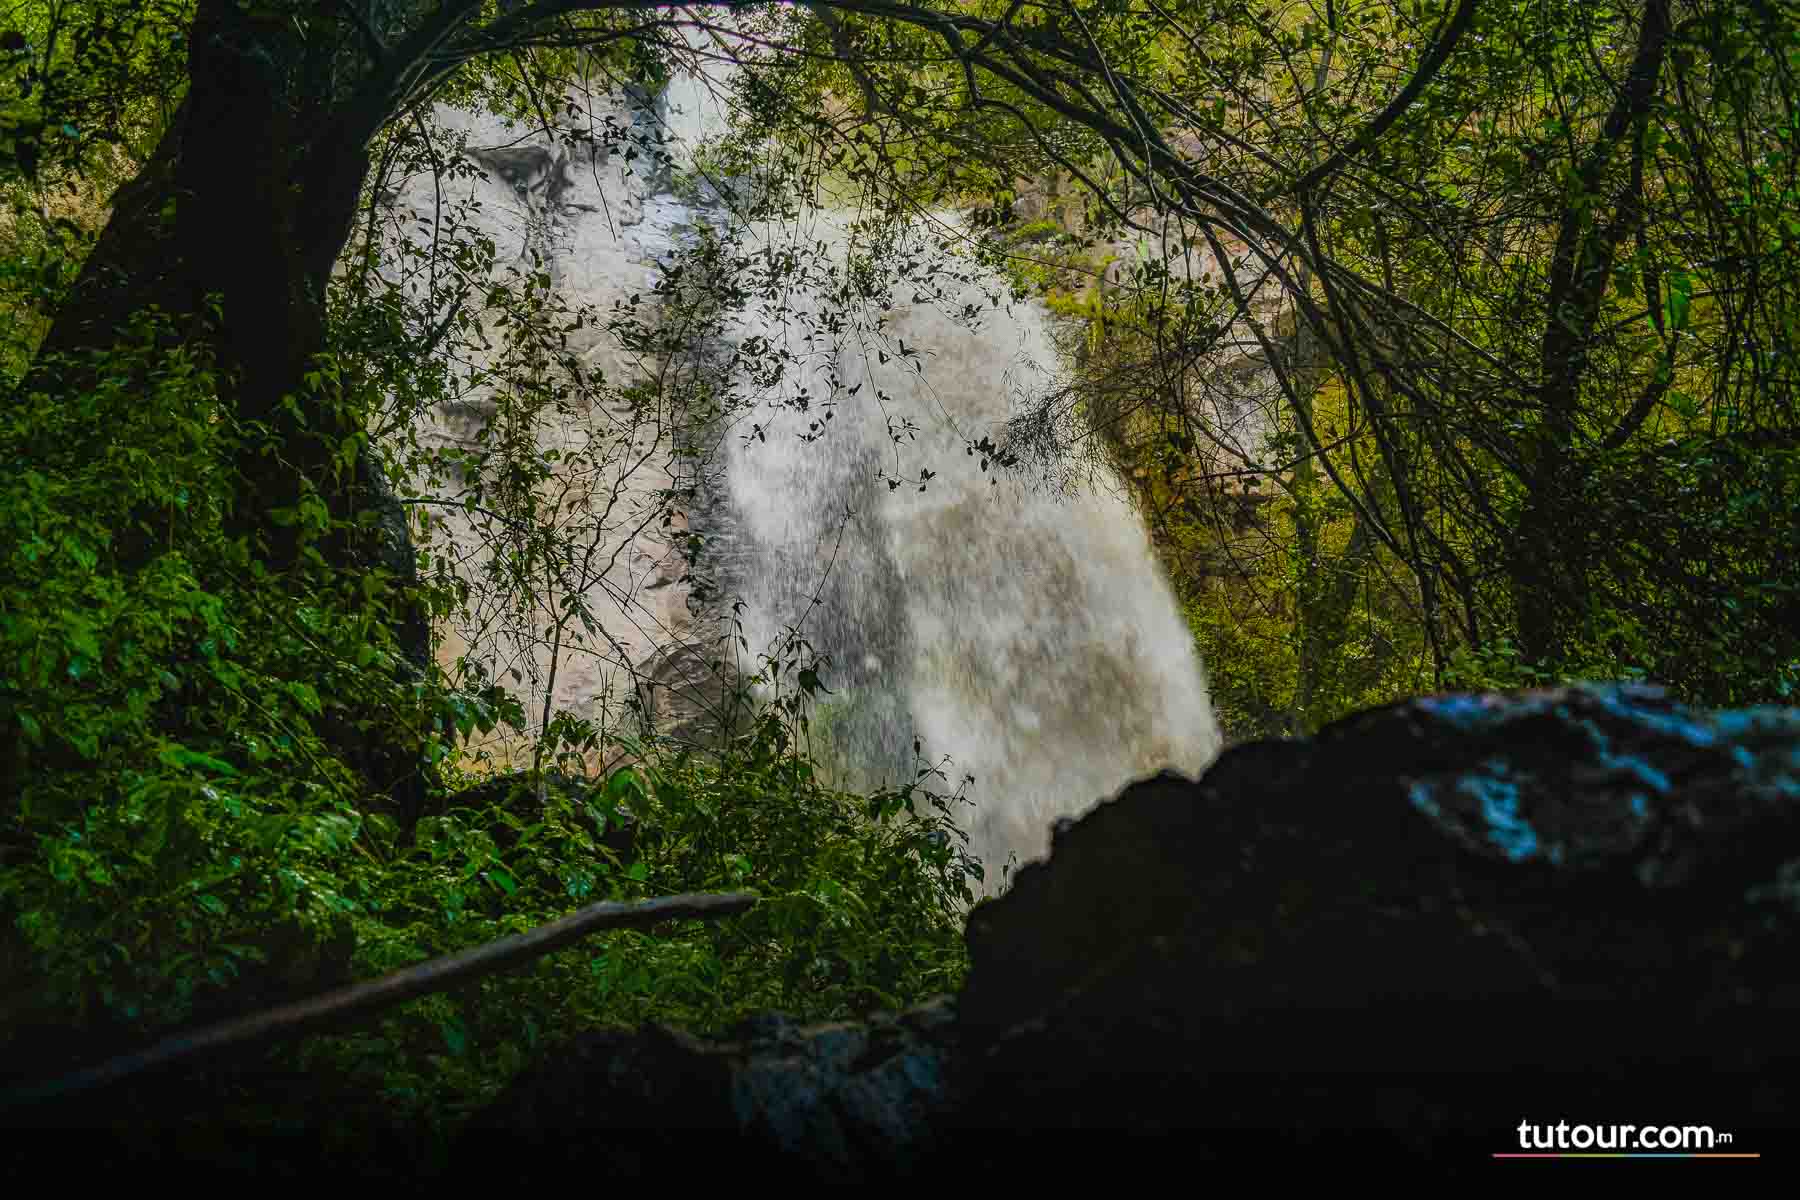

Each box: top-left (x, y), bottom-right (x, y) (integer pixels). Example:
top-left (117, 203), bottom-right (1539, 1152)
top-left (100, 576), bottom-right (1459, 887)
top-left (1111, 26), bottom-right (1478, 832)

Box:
top-left (469, 684), bottom-right (1800, 1176)
top-left (465, 1001), bottom-right (963, 1182)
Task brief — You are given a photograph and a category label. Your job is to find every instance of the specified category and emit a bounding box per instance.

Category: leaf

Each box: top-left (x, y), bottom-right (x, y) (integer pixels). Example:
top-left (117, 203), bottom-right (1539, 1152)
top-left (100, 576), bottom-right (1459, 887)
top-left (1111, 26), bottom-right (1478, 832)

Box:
top-left (1665, 270), bottom-right (1692, 331)
top-left (249, 814), bottom-right (297, 849)
top-left (158, 745), bottom-right (239, 776)
top-left (604, 767), bottom-right (644, 809)
top-left (62, 539), bottom-right (97, 571)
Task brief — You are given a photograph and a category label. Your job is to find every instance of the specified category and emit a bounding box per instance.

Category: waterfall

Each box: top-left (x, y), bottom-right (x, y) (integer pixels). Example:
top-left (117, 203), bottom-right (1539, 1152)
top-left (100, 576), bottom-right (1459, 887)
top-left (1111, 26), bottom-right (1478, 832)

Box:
top-left (711, 208), bottom-right (1220, 884)
top-left (381, 67), bottom-right (1220, 892)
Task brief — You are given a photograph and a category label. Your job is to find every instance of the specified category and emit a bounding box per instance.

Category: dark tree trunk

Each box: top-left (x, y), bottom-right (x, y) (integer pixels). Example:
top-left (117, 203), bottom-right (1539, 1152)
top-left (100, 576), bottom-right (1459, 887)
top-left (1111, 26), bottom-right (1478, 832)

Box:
top-left (1508, 471), bottom-right (1586, 666)
top-left (28, 0), bottom-right (382, 573)
top-left (20, 0), bottom-right (428, 812)
top-left (1513, 0), bottom-right (1670, 666)
top-left (30, 98), bottom-right (192, 368)
top-left (177, 1), bottom-right (387, 573)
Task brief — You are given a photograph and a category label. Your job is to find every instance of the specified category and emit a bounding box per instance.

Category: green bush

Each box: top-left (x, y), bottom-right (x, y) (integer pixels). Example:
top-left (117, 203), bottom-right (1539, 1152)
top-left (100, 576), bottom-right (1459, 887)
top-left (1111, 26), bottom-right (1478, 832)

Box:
top-left (2, 318), bottom-right (368, 1033)
top-left (290, 716), bottom-right (976, 1141)
top-left (1, 315), bottom-right (976, 1151)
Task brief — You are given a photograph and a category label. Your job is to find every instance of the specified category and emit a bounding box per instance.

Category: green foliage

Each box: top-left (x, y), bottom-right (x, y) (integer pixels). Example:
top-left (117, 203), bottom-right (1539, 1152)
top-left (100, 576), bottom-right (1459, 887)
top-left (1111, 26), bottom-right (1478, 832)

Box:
top-left (0, 308), bottom-right (465, 1030)
top-left (7, 0), bottom-right (1800, 1159)
top-left (0, 283), bottom-right (972, 1152)
top-left (1, 319), bottom-right (339, 1029)
top-left (276, 708), bottom-right (972, 1145)
top-left (956, 0), bottom-right (1800, 724)
top-left (0, 0), bottom-right (187, 183)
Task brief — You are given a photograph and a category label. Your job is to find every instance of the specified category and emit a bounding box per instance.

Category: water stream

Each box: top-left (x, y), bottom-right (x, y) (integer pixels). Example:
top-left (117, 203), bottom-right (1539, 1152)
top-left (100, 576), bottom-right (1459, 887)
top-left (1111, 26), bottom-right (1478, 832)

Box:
top-left (381, 66), bottom-right (1220, 890)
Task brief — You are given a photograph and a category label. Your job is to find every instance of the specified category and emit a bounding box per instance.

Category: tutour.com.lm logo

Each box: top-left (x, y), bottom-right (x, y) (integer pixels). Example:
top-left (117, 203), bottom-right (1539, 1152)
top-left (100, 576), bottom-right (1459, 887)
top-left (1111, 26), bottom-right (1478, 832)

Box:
top-left (1497, 1120), bottom-right (1761, 1159)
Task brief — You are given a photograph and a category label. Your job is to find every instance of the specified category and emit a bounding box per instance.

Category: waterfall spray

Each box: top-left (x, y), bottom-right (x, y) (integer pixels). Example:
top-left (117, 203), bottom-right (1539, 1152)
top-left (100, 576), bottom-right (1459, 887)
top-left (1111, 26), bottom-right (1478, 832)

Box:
top-left (713, 208), bottom-right (1220, 887)
top-left (388, 65), bottom-right (1220, 892)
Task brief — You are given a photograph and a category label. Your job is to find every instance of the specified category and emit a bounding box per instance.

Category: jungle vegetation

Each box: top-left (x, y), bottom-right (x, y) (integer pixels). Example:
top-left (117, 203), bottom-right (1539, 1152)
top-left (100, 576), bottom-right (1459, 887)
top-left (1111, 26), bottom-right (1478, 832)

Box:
top-left (1, 0), bottom-right (1795, 1154)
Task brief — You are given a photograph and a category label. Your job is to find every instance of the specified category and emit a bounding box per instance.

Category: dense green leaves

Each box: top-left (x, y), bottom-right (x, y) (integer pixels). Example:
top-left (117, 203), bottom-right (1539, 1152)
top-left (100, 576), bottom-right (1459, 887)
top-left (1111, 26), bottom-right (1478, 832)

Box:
top-left (0, 308), bottom-right (974, 1150)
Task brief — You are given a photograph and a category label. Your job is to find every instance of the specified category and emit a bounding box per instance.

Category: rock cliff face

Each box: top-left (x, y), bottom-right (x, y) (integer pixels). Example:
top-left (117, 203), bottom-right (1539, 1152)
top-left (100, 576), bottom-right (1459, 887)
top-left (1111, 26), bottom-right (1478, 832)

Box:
top-left (468, 683), bottom-right (1800, 1176)
top-left (376, 96), bottom-right (723, 764)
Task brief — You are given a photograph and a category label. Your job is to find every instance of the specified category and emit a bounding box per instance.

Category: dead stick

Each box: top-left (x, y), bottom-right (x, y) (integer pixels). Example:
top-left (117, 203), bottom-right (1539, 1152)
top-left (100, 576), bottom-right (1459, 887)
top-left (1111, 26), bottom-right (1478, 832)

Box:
top-left (2, 890), bottom-right (759, 1109)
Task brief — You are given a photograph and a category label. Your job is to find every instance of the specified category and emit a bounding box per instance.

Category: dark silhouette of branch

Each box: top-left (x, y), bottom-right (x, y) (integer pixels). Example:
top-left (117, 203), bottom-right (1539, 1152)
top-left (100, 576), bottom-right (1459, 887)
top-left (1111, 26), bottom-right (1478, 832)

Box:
top-left (1270, 0), bottom-right (1483, 200)
top-left (1, 890), bottom-right (759, 1110)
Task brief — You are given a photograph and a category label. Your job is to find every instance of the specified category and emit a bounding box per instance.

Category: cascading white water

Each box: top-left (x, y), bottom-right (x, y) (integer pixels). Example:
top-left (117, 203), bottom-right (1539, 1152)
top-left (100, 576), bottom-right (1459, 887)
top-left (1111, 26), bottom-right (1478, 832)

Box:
top-left (713, 209), bottom-right (1220, 885)
top-left (384, 60), bottom-right (1220, 890)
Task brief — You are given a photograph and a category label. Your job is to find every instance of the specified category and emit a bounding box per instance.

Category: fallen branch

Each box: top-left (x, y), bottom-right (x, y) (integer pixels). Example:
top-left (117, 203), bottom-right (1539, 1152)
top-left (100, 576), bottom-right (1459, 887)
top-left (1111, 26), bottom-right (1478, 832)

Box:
top-left (2, 890), bottom-right (760, 1109)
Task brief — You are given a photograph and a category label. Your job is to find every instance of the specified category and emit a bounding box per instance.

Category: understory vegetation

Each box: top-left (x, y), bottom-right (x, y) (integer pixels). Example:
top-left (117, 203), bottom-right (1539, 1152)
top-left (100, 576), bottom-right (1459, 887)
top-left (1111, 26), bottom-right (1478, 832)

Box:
top-left (2, 0), bottom-right (1797, 1152)
top-left (0, 304), bottom-right (976, 1147)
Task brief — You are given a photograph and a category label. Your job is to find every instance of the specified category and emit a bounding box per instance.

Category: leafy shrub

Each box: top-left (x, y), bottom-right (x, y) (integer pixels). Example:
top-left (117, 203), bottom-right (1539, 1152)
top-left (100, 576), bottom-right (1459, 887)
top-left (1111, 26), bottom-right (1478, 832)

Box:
top-left (292, 714), bottom-right (976, 1143)
top-left (1, 318), bottom-right (422, 1032)
top-left (1, 315), bottom-right (975, 1150)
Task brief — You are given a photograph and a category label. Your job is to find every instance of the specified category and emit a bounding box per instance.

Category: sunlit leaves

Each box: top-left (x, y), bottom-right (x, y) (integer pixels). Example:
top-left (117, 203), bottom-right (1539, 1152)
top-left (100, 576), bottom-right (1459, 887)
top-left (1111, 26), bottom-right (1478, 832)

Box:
top-left (1664, 269), bottom-right (1692, 331)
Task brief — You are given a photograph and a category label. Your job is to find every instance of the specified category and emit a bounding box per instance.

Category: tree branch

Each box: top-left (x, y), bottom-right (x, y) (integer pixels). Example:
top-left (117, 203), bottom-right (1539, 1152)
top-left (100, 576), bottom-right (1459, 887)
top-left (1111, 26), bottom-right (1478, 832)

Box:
top-left (1269, 0), bottom-right (1482, 200)
top-left (2, 891), bottom-right (760, 1109)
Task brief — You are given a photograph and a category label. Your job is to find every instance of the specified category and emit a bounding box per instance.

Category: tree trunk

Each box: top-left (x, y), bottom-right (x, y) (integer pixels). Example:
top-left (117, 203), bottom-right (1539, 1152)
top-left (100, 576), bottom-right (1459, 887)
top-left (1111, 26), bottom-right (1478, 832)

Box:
top-left (27, 0), bottom-right (381, 573)
top-left (1513, 0), bottom-right (1670, 667)
top-left (20, 0), bottom-right (426, 812)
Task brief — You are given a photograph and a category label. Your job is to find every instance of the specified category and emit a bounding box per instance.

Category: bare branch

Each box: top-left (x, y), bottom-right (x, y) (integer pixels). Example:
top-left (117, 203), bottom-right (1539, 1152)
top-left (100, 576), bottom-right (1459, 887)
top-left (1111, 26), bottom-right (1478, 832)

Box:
top-left (1270, 0), bottom-right (1483, 201)
top-left (2, 891), bottom-right (760, 1108)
